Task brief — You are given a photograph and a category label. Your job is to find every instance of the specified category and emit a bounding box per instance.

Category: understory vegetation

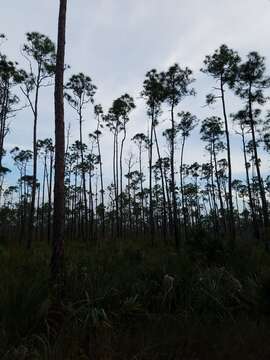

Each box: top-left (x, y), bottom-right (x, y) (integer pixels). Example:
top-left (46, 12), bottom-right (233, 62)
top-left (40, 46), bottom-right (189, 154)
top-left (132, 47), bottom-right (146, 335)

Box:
top-left (2, 236), bottom-right (270, 359)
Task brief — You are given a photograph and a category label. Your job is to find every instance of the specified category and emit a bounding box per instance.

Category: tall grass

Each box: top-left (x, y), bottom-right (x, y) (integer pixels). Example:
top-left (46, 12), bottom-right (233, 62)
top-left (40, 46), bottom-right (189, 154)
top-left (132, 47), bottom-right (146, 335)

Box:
top-left (1, 237), bottom-right (270, 359)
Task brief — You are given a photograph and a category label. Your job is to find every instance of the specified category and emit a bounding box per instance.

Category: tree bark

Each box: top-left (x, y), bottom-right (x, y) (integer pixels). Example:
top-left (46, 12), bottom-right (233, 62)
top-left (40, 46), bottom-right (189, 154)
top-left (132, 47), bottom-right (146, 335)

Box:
top-left (51, 0), bottom-right (67, 280)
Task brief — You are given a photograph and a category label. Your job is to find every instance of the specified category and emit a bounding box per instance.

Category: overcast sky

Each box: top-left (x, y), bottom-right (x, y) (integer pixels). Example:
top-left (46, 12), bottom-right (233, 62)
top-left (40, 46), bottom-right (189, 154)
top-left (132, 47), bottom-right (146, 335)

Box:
top-left (1, 0), bottom-right (270, 185)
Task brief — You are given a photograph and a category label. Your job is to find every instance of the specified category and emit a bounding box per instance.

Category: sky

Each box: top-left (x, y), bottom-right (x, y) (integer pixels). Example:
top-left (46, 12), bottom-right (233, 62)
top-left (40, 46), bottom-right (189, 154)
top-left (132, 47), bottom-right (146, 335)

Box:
top-left (1, 0), bottom-right (270, 187)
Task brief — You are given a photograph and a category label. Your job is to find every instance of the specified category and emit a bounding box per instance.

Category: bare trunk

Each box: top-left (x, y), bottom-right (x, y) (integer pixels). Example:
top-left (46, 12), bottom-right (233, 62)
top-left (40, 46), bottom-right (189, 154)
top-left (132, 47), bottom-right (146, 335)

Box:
top-left (170, 104), bottom-right (179, 249)
top-left (241, 125), bottom-right (259, 238)
top-left (154, 127), bottom-right (167, 241)
top-left (221, 77), bottom-right (235, 243)
top-left (180, 136), bottom-right (187, 240)
top-left (96, 133), bottom-right (105, 236)
top-left (28, 73), bottom-right (40, 249)
top-left (51, 0), bottom-right (67, 280)
top-left (119, 126), bottom-right (126, 237)
top-left (149, 112), bottom-right (155, 244)
top-left (79, 111), bottom-right (88, 240)
top-left (248, 85), bottom-right (268, 230)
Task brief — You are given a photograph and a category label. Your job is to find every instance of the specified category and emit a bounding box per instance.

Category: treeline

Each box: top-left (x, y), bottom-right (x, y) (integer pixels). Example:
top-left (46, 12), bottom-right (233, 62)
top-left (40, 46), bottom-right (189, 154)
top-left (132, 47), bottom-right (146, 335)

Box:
top-left (1, 32), bottom-right (270, 248)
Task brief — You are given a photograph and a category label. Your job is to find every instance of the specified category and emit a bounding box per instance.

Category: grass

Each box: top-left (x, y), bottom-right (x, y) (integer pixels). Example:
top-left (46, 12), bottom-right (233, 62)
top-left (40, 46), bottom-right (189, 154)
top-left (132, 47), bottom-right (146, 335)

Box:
top-left (1, 235), bottom-right (270, 359)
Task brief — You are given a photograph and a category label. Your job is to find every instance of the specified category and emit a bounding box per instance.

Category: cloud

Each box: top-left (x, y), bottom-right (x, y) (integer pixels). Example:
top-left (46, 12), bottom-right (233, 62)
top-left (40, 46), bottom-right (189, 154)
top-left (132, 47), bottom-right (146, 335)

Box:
top-left (1, 0), bottom-right (270, 187)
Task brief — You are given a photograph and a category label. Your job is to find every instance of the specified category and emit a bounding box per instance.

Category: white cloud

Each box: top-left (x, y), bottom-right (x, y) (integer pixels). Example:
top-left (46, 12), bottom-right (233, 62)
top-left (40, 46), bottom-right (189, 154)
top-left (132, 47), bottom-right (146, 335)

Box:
top-left (1, 0), bottom-right (270, 186)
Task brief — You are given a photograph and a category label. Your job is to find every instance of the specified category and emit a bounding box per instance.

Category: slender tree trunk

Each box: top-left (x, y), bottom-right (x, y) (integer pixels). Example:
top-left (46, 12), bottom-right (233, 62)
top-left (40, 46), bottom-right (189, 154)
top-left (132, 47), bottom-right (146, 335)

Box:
top-left (47, 151), bottom-right (53, 243)
top-left (149, 112), bottom-right (155, 244)
top-left (138, 143), bottom-right (145, 234)
top-left (210, 152), bottom-right (219, 233)
top-left (112, 131), bottom-right (116, 237)
top-left (213, 141), bottom-right (226, 232)
top-left (113, 128), bottom-right (119, 237)
top-left (0, 82), bottom-right (9, 171)
top-left (94, 175), bottom-right (98, 239)
top-left (240, 125), bottom-right (259, 238)
top-left (220, 77), bottom-right (235, 243)
top-left (119, 125), bottom-right (126, 237)
top-left (41, 154), bottom-right (47, 239)
top-left (164, 166), bottom-right (173, 234)
top-left (96, 133), bottom-right (105, 236)
top-left (180, 136), bottom-right (187, 240)
top-left (116, 126), bottom-right (119, 237)
top-left (170, 104), bottom-right (179, 249)
top-left (79, 111), bottom-right (88, 240)
top-left (51, 0), bottom-right (67, 280)
top-left (248, 85), bottom-right (269, 230)
top-left (28, 73), bottom-right (40, 249)
top-left (154, 127), bottom-right (167, 242)
top-left (127, 160), bottom-right (132, 233)
top-left (88, 166), bottom-right (94, 240)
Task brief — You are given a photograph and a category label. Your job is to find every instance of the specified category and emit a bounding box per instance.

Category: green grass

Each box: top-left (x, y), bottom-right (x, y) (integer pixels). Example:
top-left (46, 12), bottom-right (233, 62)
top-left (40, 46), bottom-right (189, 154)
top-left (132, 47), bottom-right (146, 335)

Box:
top-left (1, 237), bottom-right (270, 359)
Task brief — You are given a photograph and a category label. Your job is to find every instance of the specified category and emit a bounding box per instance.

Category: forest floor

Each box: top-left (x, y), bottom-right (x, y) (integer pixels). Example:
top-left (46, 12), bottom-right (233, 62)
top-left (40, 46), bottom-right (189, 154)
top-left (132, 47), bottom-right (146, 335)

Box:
top-left (1, 234), bottom-right (270, 359)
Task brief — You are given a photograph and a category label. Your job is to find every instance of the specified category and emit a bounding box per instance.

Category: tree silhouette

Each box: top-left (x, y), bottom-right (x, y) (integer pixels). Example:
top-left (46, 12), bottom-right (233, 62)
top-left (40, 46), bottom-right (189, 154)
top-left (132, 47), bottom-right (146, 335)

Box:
top-left (65, 72), bottom-right (96, 240)
top-left (161, 64), bottom-right (195, 249)
top-left (142, 69), bottom-right (165, 244)
top-left (51, 0), bottom-right (67, 280)
top-left (235, 52), bottom-right (270, 238)
top-left (21, 31), bottom-right (56, 248)
top-left (202, 44), bottom-right (240, 244)
top-left (178, 111), bottom-right (198, 239)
